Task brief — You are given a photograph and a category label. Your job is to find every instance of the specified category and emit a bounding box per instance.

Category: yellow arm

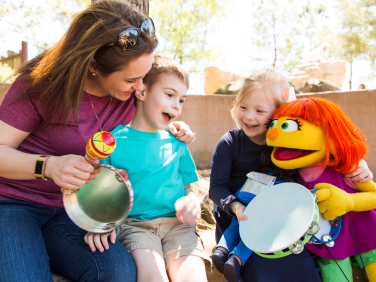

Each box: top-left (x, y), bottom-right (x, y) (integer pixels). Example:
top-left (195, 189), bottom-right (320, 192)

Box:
top-left (355, 180), bottom-right (376, 192)
top-left (314, 181), bottom-right (376, 220)
top-left (352, 180), bottom-right (376, 212)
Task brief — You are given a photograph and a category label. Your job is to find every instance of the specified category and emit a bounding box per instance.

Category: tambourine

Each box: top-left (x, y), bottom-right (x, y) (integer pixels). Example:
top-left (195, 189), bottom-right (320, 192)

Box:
top-left (239, 183), bottom-right (320, 259)
top-left (308, 189), bottom-right (341, 247)
top-left (62, 164), bottom-right (134, 233)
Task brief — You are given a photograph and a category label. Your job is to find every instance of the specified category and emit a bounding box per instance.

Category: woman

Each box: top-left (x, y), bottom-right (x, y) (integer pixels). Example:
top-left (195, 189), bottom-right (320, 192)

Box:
top-left (0, 1), bottom-right (195, 281)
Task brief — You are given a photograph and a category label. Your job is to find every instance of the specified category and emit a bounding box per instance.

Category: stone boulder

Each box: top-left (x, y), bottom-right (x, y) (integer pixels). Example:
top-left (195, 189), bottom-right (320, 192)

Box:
top-left (288, 61), bottom-right (346, 90)
top-left (204, 66), bottom-right (243, 95)
top-left (299, 78), bottom-right (341, 93)
top-left (214, 79), bottom-right (244, 95)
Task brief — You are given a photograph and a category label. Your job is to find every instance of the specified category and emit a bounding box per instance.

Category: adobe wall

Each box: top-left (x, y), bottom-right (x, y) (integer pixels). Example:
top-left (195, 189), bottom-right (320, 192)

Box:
top-left (178, 91), bottom-right (376, 172)
top-left (0, 83), bottom-right (11, 101)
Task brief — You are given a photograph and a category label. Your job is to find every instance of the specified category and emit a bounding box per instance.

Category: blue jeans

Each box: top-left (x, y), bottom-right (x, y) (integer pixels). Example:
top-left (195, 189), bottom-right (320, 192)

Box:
top-left (0, 200), bottom-right (136, 282)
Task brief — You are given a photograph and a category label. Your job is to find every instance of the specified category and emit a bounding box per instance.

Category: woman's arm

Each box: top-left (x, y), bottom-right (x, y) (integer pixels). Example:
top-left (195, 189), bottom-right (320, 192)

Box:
top-left (0, 120), bottom-right (40, 179)
top-left (0, 120), bottom-right (98, 190)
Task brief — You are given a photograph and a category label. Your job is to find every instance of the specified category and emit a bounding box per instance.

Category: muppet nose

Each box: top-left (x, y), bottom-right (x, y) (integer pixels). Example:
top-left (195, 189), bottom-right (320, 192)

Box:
top-left (267, 128), bottom-right (278, 140)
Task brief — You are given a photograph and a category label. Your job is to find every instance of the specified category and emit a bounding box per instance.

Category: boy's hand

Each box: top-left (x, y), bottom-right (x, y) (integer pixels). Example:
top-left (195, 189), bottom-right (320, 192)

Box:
top-left (229, 201), bottom-right (248, 223)
top-left (84, 230), bottom-right (116, 252)
top-left (168, 121), bottom-right (196, 144)
top-left (175, 192), bottom-right (201, 225)
top-left (343, 159), bottom-right (373, 184)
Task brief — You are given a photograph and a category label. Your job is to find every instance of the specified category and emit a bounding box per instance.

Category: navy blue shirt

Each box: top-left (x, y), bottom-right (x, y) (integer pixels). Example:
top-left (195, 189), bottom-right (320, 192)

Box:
top-left (209, 128), bottom-right (264, 241)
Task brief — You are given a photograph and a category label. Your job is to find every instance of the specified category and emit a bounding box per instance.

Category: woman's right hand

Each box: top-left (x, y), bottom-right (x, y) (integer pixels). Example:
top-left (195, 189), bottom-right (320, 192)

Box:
top-left (44, 154), bottom-right (101, 190)
top-left (229, 201), bottom-right (248, 223)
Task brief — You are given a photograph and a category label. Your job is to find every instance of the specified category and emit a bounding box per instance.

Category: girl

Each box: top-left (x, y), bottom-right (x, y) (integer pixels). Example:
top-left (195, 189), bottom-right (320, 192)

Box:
top-left (209, 69), bottom-right (372, 282)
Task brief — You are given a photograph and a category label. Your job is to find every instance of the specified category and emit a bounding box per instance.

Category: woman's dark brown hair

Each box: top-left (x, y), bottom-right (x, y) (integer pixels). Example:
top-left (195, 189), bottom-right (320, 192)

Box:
top-left (14, 0), bottom-right (158, 127)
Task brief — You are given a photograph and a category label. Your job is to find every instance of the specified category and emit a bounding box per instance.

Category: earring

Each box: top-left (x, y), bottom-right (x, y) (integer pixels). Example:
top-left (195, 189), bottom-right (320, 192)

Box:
top-left (92, 72), bottom-right (97, 76)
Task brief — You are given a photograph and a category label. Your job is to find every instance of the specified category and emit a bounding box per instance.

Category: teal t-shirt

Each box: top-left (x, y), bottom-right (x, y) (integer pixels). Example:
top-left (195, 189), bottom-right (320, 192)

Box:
top-left (100, 125), bottom-right (198, 220)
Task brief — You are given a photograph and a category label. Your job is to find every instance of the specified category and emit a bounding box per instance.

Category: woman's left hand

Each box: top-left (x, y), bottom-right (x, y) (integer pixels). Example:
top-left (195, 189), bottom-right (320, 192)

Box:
top-left (343, 159), bottom-right (373, 184)
top-left (168, 121), bottom-right (196, 144)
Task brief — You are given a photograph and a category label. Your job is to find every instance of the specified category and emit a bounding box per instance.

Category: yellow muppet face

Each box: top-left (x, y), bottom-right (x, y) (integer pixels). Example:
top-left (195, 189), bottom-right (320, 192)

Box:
top-left (266, 116), bottom-right (327, 169)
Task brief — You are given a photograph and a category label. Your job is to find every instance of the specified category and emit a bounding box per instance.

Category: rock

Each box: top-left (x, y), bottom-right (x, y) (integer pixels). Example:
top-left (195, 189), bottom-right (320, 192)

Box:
top-left (204, 66), bottom-right (243, 95)
top-left (288, 61), bottom-right (346, 90)
top-left (199, 230), bottom-right (227, 282)
top-left (214, 79), bottom-right (244, 95)
top-left (299, 78), bottom-right (341, 93)
top-left (201, 202), bottom-right (216, 225)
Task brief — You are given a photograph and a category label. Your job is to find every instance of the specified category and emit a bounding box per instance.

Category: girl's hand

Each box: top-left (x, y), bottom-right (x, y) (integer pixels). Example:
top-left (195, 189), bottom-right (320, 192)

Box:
top-left (168, 121), bottom-right (196, 144)
top-left (84, 230), bottom-right (116, 252)
top-left (229, 201), bottom-right (248, 223)
top-left (175, 193), bottom-right (201, 225)
top-left (44, 155), bottom-right (100, 190)
top-left (343, 159), bottom-right (373, 184)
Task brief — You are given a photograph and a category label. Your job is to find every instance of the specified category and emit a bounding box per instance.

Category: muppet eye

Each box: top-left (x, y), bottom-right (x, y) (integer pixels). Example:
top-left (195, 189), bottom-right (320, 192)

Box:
top-left (268, 119), bottom-right (278, 129)
top-left (280, 119), bottom-right (301, 132)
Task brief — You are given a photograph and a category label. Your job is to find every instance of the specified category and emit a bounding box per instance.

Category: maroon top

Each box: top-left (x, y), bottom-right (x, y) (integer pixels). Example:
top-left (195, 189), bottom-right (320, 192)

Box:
top-left (300, 166), bottom-right (376, 260)
top-left (0, 80), bottom-right (136, 208)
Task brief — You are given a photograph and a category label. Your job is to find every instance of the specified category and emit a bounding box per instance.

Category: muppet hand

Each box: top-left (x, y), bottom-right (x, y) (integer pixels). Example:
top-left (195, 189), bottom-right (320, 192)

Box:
top-left (314, 182), bottom-right (376, 220)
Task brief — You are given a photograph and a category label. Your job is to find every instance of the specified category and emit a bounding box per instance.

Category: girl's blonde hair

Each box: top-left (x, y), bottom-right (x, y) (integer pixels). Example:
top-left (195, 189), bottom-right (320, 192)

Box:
top-left (230, 69), bottom-right (290, 128)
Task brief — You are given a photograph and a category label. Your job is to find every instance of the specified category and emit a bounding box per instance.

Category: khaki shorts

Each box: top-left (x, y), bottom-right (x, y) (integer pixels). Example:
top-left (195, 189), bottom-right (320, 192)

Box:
top-left (117, 217), bottom-right (211, 269)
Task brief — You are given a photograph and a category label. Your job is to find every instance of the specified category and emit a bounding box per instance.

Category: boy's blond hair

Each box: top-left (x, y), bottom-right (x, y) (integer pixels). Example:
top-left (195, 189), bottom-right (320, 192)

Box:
top-left (230, 69), bottom-right (289, 129)
top-left (143, 56), bottom-right (189, 89)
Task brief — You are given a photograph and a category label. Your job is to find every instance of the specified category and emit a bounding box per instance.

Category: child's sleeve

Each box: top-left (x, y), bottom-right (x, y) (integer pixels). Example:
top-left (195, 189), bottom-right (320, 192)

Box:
top-left (209, 132), bottom-right (238, 216)
top-left (178, 145), bottom-right (199, 186)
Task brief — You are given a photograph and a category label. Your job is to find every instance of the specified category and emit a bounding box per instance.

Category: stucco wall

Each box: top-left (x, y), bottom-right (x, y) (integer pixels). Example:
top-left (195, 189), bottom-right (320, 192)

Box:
top-left (179, 90), bottom-right (376, 173)
top-left (0, 83), bottom-right (11, 102)
top-left (1, 83), bottom-right (375, 173)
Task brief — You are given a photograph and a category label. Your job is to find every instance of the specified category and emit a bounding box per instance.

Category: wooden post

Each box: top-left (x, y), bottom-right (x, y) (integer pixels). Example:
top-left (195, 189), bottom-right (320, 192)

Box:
top-left (21, 41), bottom-right (28, 66)
top-left (91, 0), bottom-right (148, 16)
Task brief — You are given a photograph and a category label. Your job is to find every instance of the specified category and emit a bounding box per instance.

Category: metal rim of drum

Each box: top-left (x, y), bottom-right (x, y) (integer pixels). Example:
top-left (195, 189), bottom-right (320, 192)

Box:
top-left (63, 164), bottom-right (133, 233)
top-left (310, 216), bottom-right (341, 246)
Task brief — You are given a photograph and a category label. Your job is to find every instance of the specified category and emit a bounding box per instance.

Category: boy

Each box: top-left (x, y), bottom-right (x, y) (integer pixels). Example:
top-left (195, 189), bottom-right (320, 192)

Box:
top-left (85, 56), bottom-right (209, 282)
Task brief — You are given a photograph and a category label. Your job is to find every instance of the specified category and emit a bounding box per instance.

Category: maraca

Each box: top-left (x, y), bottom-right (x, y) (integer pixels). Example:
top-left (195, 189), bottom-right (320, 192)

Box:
top-left (84, 131), bottom-right (116, 162)
top-left (61, 131), bottom-right (116, 196)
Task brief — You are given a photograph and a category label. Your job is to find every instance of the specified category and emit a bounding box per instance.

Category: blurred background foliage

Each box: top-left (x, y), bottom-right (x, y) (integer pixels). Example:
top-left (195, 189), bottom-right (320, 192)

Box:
top-left (1, 0), bottom-right (375, 89)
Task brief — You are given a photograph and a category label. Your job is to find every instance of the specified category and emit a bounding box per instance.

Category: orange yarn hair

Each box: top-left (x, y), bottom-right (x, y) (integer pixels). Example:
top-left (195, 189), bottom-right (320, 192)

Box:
top-left (273, 98), bottom-right (367, 173)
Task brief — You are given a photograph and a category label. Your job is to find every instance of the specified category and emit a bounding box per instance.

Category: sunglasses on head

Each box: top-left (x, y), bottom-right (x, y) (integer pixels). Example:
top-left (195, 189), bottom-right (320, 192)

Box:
top-left (108, 17), bottom-right (156, 51)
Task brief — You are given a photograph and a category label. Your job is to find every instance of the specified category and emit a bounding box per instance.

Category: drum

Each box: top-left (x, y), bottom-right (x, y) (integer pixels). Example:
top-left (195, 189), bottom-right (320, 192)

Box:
top-left (62, 164), bottom-right (134, 233)
top-left (239, 183), bottom-right (320, 259)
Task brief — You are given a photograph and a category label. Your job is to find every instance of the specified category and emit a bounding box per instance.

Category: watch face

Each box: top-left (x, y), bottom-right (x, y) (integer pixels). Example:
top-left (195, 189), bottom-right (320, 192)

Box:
top-left (35, 156), bottom-right (49, 180)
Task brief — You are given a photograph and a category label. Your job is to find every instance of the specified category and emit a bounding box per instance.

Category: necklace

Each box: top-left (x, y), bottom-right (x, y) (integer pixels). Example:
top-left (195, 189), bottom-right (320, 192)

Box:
top-left (86, 92), bottom-right (113, 132)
